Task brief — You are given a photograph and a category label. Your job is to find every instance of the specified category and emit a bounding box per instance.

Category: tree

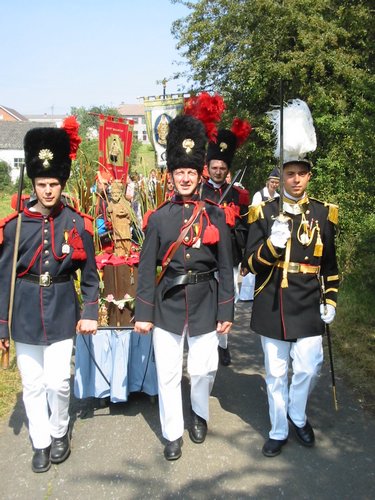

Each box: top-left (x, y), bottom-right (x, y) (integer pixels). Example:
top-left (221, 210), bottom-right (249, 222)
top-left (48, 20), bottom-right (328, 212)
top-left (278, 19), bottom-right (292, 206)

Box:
top-left (172, 0), bottom-right (375, 271)
top-left (0, 161), bottom-right (13, 192)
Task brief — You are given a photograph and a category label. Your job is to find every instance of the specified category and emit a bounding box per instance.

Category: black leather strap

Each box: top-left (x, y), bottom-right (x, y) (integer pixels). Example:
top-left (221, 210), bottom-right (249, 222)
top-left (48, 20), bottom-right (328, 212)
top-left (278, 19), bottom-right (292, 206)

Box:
top-left (168, 270), bottom-right (216, 287)
top-left (20, 273), bottom-right (71, 284)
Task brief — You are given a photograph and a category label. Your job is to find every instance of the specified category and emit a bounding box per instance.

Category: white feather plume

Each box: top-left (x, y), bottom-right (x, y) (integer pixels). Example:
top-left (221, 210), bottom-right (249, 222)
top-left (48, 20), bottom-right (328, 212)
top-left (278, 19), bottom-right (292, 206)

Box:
top-left (267, 99), bottom-right (317, 162)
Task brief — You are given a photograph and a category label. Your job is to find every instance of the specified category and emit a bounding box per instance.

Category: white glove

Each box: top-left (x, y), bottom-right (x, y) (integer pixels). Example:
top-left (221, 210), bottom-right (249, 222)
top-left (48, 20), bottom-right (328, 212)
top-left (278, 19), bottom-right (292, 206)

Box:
top-left (269, 219), bottom-right (291, 249)
top-left (320, 304), bottom-right (336, 324)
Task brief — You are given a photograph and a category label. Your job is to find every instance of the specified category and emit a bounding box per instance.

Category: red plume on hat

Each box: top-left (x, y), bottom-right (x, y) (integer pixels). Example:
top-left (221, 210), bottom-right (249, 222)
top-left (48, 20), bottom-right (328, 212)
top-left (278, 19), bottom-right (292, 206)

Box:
top-left (184, 92), bottom-right (226, 142)
top-left (62, 116), bottom-right (82, 159)
top-left (231, 117), bottom-right (252, 147)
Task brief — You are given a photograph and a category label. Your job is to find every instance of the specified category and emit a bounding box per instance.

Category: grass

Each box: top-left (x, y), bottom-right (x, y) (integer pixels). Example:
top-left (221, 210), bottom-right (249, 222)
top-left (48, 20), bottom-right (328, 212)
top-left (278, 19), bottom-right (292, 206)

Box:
top-left (332, 279), bottom-right (375, 414)
top-left (134, 144), bottom-right (157, 174)
top-left (0, 191), bottom-right (14, 218)
top-left (0, 193), bottom-right (22, 418)
top-left (0, 342), bottom-right (21, 419)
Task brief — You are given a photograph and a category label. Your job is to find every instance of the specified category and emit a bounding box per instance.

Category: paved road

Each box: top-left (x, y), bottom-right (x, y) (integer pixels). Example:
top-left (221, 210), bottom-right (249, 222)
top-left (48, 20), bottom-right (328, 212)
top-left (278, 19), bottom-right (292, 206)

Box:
top-left (1, 301), bottom-right (374, 499)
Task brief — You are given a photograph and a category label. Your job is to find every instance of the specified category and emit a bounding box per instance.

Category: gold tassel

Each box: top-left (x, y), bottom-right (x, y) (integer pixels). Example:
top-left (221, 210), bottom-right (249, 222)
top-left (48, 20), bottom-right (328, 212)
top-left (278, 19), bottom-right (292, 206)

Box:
top-left (281, 238), bottom-right (291, 288)
top-left (314, 224), bottom-right (323, 257)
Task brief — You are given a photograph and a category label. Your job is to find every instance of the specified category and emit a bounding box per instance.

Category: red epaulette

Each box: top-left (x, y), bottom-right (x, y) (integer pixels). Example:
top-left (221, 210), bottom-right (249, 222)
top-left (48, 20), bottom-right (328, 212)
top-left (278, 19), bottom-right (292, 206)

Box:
top-left (0, 212), bottom-right (19, 245)
top-left (11, 193), bottom-right (30, 211)
top-left (232, 185), bottom-right (250, 206)
top-left (66, 205), bottom-right (94, 235)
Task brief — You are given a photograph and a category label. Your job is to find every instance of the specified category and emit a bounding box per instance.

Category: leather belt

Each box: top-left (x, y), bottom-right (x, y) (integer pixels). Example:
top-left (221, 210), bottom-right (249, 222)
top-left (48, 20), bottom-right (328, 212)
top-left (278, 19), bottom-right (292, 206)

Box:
top-left (276, 262), bottom-right (320, 274)
top-left (20, 272), bottom-right (72, 287)
top-left (168, 270), bottom-right (216, 287)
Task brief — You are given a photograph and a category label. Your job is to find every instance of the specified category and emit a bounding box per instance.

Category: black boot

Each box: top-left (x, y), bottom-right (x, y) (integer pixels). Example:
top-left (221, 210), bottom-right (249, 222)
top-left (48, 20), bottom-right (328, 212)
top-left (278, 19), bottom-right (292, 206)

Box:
top-left (287, 415), bottom-right (315, 447)
top-left (189, 411), bottom-right (208, 444)
top-left (32, 446), bottom-right (51, 473)
top-left (164, 438), bottom-right (183, 461)
top-left (51, 432), bottom-right (71, 464)
top-left (262, 438), bottom-right (288, 457)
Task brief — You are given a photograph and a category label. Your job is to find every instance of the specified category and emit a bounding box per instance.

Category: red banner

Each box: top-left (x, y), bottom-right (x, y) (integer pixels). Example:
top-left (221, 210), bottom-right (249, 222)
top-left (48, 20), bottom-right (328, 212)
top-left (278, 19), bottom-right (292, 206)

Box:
top-left (99, 116), bottom-right (134, 183)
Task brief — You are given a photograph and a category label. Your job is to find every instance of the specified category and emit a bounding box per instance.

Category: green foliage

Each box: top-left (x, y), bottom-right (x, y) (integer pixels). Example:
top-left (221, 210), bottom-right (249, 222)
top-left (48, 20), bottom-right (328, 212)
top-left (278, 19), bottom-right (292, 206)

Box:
top-left (0, 161), bottom-right (13, 193)
top-left (70, 105), bottom-right (121, 140)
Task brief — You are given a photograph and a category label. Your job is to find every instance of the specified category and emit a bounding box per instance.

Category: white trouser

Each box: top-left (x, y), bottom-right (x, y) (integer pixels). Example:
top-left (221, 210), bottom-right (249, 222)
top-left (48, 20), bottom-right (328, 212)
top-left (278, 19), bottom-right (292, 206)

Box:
top-left (218, 265), bottom-right (238, 350)
top-left (153, 327), bottom-right (219, 441)
top-left (233, 264), bottom-right (240, 304)
top-left (16, 339), bottom-right (73, 449)
top-left (261, 335), bottom-right (323, 440)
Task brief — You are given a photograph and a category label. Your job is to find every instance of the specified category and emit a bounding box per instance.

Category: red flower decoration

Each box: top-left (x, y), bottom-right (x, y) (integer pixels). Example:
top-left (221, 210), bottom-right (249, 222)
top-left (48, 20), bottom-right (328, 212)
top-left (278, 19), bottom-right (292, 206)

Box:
top-left (231, 117), bottom-right (252, 147)
top-left (184, 92), bottom-right (226, 141)
top-left (62, 116), bottom-right (82, 159)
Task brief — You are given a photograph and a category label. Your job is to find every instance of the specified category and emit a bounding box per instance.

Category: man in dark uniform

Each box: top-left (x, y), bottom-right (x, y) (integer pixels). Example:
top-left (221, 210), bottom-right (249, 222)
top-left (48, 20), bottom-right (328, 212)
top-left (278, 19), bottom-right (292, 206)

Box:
top-left (201, 123), bottom-right (251, 366)
top-left (134, 114), bottom-right (234, 461)
top-left (243, 101), bottom-right (339, 457)
top-left (0, 125), bottom-right (99, 472)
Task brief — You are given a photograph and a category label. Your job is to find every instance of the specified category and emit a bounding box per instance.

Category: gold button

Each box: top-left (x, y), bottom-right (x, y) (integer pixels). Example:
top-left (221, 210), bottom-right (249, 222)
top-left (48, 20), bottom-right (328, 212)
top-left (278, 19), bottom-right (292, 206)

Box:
top-left (45, 260), bottom-right (49, 265)
top-left (304, 256), bottom-right (309, 261)
top-left (44, 229), bottom-right (48, 233)
top-left (44, 239), bottom-right (48, 244)
top-left (44, 250), bottom-right (49, 255)
top-left (186, 253), bottom-right (191, 259)
top-left (184, 203), bottom-right (189, 208)
top-left (184, 236), bottom-right (189, 242)
top-left (184, 219), bottom-right (188, 223)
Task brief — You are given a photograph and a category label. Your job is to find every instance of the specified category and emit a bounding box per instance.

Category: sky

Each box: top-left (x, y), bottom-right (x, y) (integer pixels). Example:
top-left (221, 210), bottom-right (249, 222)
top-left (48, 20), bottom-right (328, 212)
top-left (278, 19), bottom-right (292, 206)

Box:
top-left (1, 0), bottom-right (191, 116)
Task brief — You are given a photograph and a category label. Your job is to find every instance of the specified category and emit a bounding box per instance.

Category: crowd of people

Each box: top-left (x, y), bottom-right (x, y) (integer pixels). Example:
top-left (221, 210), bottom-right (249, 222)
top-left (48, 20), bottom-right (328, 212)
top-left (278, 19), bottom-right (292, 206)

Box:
top-left (0, 97), bottom-right (339, 472)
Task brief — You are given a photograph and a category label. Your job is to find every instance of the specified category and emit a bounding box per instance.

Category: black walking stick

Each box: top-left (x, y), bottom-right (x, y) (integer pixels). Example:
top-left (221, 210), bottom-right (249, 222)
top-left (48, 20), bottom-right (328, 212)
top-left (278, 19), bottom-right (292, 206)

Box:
top-left (320, 276), bottom-right (339, 411)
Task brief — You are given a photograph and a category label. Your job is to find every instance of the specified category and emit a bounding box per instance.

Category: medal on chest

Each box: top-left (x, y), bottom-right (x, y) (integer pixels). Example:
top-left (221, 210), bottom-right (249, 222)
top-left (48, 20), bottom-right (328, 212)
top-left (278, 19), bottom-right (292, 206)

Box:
top-left (192, 223), bottom-right (201, 249)
top-left (62, 230), bottom-right (70, 254)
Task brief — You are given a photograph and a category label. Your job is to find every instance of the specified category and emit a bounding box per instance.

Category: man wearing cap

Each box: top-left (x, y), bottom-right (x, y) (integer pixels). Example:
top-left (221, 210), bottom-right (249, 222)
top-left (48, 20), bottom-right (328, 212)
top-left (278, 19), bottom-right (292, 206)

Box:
top-left (251, 168), bottom-right (280, 205)
top-left (0, 123), bottom-right (99, 472)
top-left (243, 100), bottom-right (339, 457)
top-left (201, 122), bottom-right (251, 366)
top-left (134, 114), bottom-right (234, 461)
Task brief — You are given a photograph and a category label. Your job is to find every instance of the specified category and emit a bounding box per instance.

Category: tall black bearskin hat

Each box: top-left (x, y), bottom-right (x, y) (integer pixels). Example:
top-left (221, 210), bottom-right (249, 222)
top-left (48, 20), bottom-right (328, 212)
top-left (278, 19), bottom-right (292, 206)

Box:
top-left (206, 129), bottom-right (237, 168)
top-left (206, 118), bottom-right (252, 169)
top-left (24, 128), bottom-right (72, 182)
top-left (24, 116), bottom-right (81, 182)
top-left (166, 115), bottom-right (207, 175)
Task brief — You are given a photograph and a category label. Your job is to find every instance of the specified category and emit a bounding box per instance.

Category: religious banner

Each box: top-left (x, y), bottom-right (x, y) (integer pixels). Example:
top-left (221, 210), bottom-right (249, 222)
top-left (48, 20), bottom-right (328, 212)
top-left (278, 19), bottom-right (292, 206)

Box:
top-left (98, 116), bottom-right (134, 182)
top-left (142, 94), bottom-right (185, 168)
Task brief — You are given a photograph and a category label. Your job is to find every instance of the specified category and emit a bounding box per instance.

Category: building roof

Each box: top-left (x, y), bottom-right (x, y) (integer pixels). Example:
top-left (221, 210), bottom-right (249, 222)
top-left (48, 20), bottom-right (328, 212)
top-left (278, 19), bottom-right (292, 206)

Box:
top-left (0, 105), bottom-right (28, 122)
top-left (0, 121), bottom-right (56, 149)
top-left (117, 103), bottom-right (145, 116)
top-left (25, 114), bottom-right (67, 121)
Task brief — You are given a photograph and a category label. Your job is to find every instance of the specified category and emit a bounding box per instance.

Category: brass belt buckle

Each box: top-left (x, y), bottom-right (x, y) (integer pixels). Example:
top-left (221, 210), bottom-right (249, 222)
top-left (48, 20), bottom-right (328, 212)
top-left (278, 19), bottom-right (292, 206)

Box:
top-left (288, 262), bottom-right (300, 273)
top-left (39, 272), bottom-right (51, 287)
